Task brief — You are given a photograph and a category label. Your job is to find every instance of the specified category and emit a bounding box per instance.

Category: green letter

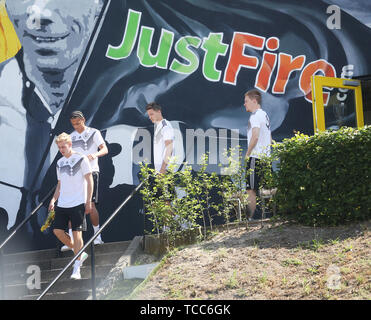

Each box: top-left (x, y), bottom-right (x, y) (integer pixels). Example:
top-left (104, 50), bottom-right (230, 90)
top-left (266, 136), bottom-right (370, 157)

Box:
top-left (106, 9), bottom-right (141, 60)
top-left (201, 33), bottom-right (229, 82)
top-left (137, 27), bottom-right (174, 69)
top-left (170, 36), bottom-right (201, 74)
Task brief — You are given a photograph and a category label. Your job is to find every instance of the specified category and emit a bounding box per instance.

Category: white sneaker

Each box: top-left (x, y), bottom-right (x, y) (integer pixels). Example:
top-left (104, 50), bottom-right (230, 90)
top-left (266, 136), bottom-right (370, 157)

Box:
top-left (79, 252), bottom-right (89, 265)
top-left (70, 266), bottom-right (81, 280)
top-left (61, 245), bottom-right (73, 252)
top-left (94, 236), bottom-right (104, 245)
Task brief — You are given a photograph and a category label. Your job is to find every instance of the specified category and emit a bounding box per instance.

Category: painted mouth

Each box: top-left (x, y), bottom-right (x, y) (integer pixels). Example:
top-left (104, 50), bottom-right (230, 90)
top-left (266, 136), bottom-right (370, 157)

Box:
top-left (25, 31), bottom-right (69, 43)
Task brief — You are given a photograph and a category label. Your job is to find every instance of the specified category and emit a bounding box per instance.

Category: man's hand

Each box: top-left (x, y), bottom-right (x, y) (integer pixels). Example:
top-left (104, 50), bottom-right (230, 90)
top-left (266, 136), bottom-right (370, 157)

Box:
top-left (48, 200), bottom-right (55, 212)
top-left (87, 153), bottom-right (97, 161)
top-left (159, 167), bottom-right (166, 175)
top-left (85, 201), bottom-right (92, 214)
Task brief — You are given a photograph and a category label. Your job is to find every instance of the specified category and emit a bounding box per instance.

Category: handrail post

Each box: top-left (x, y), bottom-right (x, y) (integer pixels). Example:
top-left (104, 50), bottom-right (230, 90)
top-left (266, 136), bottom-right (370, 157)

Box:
top-left (0, 248), bottom-right (4, 300)
top-left (91, 242), bottom-right (96, 300)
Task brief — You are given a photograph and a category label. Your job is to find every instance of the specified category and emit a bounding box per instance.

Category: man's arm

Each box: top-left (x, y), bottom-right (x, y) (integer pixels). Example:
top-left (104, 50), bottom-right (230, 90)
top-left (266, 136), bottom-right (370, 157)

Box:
top-left (48, 180), bottom-right (61, 211)
top-left (84, 172), bottom-right (94, 214)
top-left (159, 139), bottom-right (174, 174)
top-left (245, 127), bottom-right (260, 159)
top-left (88, 143), bottom-right (108, 161)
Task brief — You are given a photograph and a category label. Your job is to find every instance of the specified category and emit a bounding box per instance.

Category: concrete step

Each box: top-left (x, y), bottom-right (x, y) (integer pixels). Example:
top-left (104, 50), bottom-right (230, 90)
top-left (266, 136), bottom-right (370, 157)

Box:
top-left (5, 264), bottom-right (113, 286)
top-left (23, 290), bottom-right (92, 300)
top-left (3, 259), bottom-right (53, 274)
top-left (4, 277), bottom-right (103, 300)
top-left (50, 252), bottom-right (123, 270)
top-left (0, 239), bottom-right (136, 300)
top-left (2, 241), bottom-right (130, 264)
top-left (2, 241), bottom-right (130, 274)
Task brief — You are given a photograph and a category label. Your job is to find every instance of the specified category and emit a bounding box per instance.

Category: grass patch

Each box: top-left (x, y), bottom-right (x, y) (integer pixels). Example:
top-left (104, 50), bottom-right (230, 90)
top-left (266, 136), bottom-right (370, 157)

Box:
top-left (282, 258), bottom-right (303, 267)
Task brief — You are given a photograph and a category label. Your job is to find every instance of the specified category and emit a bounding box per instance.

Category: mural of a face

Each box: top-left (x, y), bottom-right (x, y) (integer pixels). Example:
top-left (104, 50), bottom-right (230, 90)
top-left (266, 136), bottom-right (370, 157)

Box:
top-left (6, 0), bottom-right (103, 112)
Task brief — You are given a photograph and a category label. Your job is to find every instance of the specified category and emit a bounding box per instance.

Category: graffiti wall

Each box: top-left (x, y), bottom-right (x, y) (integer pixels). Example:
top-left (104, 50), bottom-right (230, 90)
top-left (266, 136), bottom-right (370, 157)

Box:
top-left (1, 0), bottom-right (371, 252)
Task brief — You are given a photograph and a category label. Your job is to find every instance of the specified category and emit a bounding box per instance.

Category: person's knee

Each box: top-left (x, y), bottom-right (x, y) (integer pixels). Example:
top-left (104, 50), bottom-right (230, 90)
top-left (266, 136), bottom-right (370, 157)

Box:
top-left (53, 228), bottom-right (64, 238)
top-left (72, 230), bottom-right (83, 241)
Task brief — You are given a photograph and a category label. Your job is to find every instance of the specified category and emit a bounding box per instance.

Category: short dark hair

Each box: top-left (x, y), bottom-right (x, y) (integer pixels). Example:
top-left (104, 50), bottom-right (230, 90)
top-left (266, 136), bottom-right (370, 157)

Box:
top-left (70, 110), bottom-right (85, 119)
top-left (145, 102), bottom-right (162, 112)
top-left (245, 89), bottom-right (262, 105)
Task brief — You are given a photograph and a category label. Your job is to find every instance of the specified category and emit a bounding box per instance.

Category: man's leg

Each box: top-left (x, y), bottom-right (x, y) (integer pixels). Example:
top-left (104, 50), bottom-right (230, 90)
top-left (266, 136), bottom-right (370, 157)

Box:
top-left (61, 221), bottom-right (73, 252)
top-left (89, 203), bottom-right (99, 227)
top-left (53, 229), bottom-right (74, 249)
top-left (72, 231), bottom-right (83, 257)
top-left (70, 205), bottom-right (88, 280)
top-left (90, 203), bottom-right (104, 244)
top-left (246, 189), bottom-right (256, 219)
top-left (90, 172), bottom-right (103, 244)
top-left (246, 157), bottom-right (258, 220)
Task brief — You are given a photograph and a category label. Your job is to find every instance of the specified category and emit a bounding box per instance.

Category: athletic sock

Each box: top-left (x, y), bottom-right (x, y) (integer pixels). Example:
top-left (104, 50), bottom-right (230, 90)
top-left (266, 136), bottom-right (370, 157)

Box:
top-left (93, 225), bottom-right (100, 234)
top-left (74, 259), bottom-right (81, 269)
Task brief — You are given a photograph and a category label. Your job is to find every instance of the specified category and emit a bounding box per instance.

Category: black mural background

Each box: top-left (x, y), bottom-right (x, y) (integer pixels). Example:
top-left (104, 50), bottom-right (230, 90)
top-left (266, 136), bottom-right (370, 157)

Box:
top-left (0, 0), bottom-right (370, 252)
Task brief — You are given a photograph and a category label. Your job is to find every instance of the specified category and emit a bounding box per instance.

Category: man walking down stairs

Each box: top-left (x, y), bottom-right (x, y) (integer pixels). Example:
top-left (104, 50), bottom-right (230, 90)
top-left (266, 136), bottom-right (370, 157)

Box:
top-left (1, 240), bottom-right (131, 300)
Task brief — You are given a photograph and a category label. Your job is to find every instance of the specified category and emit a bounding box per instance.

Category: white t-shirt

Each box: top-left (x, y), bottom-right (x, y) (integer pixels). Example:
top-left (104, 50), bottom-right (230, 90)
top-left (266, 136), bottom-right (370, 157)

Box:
top-left (153, 119), bottom-right (175, 172)
top-left (56, 153), bottom-right (92, 208)
top-left (70, 127), bottom-right (105, 172)
top-left (247, 108), bottom-right (272, 159)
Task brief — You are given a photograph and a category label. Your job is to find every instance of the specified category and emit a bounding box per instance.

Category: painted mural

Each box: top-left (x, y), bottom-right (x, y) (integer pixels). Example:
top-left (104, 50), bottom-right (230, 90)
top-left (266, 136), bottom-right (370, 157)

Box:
top-left (0, 0), bottom-right (370, 252)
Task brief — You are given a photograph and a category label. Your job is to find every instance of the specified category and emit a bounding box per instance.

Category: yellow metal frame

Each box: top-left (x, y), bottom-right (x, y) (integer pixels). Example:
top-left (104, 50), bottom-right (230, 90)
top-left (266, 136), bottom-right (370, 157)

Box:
top-left (311, 75), bottom-right (364, 132)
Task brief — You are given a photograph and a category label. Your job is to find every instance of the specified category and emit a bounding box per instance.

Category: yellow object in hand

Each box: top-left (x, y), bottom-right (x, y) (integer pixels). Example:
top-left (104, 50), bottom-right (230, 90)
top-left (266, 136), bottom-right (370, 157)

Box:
top-left (41, 209), bottom-right (55, 232)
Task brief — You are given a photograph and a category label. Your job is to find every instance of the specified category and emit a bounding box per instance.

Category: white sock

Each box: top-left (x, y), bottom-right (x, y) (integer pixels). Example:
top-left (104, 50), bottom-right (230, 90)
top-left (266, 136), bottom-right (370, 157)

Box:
top-left (93, 225), bottom-right (100, 234)
top-left (68, 229), bottom-right (73, 239)
top-left (74, 259), bottom-right (81, 268)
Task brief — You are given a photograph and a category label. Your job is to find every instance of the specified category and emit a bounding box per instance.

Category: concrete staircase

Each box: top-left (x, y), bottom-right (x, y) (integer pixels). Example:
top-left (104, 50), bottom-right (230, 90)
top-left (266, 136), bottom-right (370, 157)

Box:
top-left (1, 241), bottom-right (131, 300)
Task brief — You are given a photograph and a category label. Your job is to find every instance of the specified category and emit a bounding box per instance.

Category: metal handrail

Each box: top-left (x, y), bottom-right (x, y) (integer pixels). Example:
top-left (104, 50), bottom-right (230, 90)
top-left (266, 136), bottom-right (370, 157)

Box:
top-left (0, 185), bottom-right (57, 299)
top-left (0, 186), bottom-right (57, 251)
top-left (37, 181), bottom-right (144, 300)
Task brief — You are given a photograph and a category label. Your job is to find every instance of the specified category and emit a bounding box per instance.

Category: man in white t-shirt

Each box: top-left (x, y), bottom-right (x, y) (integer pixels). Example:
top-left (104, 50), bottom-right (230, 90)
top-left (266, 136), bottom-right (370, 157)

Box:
top-left (68, 111), bottom-right (108, 246)
top-left (49, 133), bottom-right (93, 280)
top-left (244, 89), bottom-right (272, 220)
top-left (146, 102), bottom-right (175, 174)
top-left (145, 102), bottom-right (176, 228)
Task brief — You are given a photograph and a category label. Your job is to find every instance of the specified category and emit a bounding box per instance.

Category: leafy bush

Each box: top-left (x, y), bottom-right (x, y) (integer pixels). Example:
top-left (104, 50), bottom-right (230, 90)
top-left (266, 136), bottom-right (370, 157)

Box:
top-left (140, 155), bottom-right (221, 241)
top-left (218, 146), bottom-right (250, 223)
top-left (270, 126), bottom-right (371, 226)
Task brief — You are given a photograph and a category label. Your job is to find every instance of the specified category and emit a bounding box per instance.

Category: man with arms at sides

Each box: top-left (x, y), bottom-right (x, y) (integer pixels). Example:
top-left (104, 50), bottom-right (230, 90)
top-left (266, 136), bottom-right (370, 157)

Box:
top-left (244, 89), bottom-right (272, 221)
top-left (146, 102), bottom-right (175, 175)
top-left (146, 102), bottom-right (175, 228)
top-left (49, 132), bottom-right (93, 280)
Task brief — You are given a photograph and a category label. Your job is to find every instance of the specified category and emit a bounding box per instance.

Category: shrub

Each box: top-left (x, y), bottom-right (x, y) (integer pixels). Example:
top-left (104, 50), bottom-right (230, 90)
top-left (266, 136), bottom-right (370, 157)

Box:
top-left (270, 126), bottom-right (371, 226)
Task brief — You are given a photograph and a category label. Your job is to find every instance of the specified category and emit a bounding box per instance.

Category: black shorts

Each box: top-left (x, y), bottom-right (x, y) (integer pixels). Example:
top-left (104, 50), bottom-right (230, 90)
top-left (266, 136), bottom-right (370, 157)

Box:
top-left (53, 204), bottom-right (86, 232)
top-left (246, 157), bottom-right (262, 192)
top-left (92, 171), bottom-right (99, 203)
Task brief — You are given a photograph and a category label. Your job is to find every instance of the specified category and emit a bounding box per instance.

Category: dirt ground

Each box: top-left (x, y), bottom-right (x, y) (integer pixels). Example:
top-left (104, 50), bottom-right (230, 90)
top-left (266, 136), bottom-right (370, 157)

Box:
top-left (131, 219), bottom-right (370, 300)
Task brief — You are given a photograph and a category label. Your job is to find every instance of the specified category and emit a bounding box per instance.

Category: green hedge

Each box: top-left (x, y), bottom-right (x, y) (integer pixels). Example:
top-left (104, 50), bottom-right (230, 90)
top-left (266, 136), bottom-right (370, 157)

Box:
top-left (271, 126), bottom-right (371, 226)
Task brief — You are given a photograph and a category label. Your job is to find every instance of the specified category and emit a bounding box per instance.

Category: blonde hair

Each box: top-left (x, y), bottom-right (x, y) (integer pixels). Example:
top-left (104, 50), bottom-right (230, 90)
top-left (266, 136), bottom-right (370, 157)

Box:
top-left (55, 132), bottom-right (72, 145)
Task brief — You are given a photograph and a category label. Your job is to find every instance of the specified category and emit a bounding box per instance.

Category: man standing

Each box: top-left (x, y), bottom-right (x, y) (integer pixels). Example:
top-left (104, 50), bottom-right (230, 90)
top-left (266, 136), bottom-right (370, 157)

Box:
top-left (66, 111), bottom-right (108, 247)
top-left (146, 102), bottom-right (175, 175)
top-left (244, 89), bottom-right (272, 220)
top-left (145, 102), bottom-right (175, 230)
top-left (49, 133), bottom-right (93, 280)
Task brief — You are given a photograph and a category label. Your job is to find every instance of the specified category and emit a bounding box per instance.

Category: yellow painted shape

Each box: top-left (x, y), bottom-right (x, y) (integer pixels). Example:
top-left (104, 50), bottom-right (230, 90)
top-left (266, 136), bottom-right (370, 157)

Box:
top-left (0, 1), bottom-right (21, 63)
top-left (311, 75), bottom-right (364, 132)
